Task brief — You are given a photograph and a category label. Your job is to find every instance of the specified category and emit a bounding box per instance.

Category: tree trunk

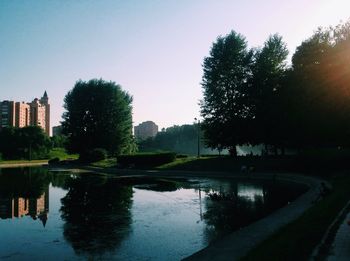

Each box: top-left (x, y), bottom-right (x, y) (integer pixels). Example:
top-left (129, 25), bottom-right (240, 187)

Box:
top-left (229, 146), bottom-right (237, 157)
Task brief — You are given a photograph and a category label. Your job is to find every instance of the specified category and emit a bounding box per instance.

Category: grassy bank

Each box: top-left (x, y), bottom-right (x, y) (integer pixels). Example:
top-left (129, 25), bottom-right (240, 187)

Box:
top-left (48, 148), bottom-right (78, 160)
top-left (241, 173), bottom-right (350, 261)
top-left (0, 148), bottom-right (78, 166)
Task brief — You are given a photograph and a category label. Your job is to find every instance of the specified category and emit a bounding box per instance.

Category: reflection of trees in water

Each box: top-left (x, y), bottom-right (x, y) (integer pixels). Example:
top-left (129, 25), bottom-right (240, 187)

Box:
top-left (0, 167), bottom-right (51, 198)
top-left (0, 167), bottom-right (50, 225)
top-left (60, 175), bottom-right (133, 258)
top-left (203, 181), bottom-right (306, 243)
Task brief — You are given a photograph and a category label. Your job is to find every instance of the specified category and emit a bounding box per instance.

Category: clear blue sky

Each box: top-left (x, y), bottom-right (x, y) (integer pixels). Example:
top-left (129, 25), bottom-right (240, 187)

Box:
top-left (1, 0), bottom-right (349, 131)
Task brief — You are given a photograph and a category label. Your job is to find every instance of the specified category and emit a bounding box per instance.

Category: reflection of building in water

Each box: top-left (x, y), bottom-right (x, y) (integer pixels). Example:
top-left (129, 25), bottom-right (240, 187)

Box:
top-left (237, 183), bottom-right (264, 202)
top-left (0, 187), bottom-right (49, 227)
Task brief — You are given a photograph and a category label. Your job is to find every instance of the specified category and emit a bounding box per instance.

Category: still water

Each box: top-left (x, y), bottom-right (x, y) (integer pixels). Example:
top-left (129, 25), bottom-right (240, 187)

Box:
top-left (0, 167), bottom-right (306, 260)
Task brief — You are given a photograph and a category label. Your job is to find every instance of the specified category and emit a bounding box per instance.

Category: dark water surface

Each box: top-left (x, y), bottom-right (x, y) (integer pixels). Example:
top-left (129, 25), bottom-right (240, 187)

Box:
top-left (0, 167), bottom-right (307, 260)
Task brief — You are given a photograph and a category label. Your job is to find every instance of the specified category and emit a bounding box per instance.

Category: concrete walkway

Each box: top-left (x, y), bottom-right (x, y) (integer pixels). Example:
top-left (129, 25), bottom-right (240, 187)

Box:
top-left (0, 161), bottom-right (48, 168)
top-left (326, 209), bottom-right (350, 261)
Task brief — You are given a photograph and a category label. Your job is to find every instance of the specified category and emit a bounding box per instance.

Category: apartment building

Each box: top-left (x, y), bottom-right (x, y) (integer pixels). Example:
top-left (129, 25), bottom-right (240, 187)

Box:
top-left (0, 91), bottom-right (50, 135)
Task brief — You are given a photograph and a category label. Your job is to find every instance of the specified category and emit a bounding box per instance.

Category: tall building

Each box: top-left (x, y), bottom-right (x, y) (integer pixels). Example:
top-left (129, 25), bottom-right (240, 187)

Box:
top-left (134, 121), bottom-right (158, 140)
top-left (0, 91), bottom-right (50, 136)
top-left (15, 102), bottom-right (30, 128)
top-left (0, 100), bottom-right (15, 129)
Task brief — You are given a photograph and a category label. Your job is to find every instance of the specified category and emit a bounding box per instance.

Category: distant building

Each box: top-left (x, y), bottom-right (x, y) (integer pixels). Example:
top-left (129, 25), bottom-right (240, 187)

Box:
top-left (0, 91), bottom-right (50, 136)
top-left (134, 121), bottom-right (158, 140)
top-left (0, 101), bottom-right (15, 128)
top-left (52, 125), bottom-right (63, 136)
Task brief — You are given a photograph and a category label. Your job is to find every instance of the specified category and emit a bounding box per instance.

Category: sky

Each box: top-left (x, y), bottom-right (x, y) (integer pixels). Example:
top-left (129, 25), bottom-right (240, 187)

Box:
top-left (1, 0), bottom-right (350, 132)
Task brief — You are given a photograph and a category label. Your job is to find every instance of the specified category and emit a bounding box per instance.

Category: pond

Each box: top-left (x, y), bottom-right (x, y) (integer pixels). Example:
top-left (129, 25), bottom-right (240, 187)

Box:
top-left (0, 167), bottom-right (307, 260)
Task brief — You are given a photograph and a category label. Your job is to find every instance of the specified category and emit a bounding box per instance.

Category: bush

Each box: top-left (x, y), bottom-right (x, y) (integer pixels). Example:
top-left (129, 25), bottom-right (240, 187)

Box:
top-left (48, 157), bottom-right (60, 165)
top-left (0, 152), bottom-right (2, 161)
top-left (80, 148), bottom-right (107, 163)
top-left (176, 154), bottom-right (188, 159)
top-left (118, 152), bottom-right (176, 168)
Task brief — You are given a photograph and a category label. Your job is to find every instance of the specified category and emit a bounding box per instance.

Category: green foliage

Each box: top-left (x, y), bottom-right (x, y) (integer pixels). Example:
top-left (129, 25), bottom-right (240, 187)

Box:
top-left (250, 34), bottom-right (289, 147)
top-left (117, 152), bottom-right (176, 168)
top-left (138, 124), bottom-right (223, 155)
top-left (62, 79), bottom-right (135, 156)
top-left (286, 22), bottom-right (350, 149)
top-left (79, 148), bottom-right (108, 163)
top-left (201, 20), bottom-right (350, 154)
top-left (200, 31), bottom-right (254, 154)
top-left (48, 147), bottom-right (78, 160)
top-left (90, 158), bottom-right (117, 168)
top-left (0, 126), bottom-right (51, 160)
top-left (48, 157), bottom-right (60, 165)
top-left (50, 135), bottom-right (68, 148)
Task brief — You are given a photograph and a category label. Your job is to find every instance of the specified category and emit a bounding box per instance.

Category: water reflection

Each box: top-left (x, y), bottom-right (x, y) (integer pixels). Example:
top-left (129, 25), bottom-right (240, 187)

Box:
top-left (0, 168), bottom-right (307, 260)
top-left (201, 180), bottom-right (305, 243)
top-left (0, 167), bottom-right (49, 226)
top-left (60, 175), bottom-right (133, 258)
top-left (237, 184), bottom-right (264, 202)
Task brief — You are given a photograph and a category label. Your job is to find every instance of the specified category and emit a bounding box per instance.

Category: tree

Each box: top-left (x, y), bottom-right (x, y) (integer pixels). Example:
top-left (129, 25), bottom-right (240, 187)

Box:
top-left (51, 135), bottom-right (68, 148)
top-left (200, 31), bottom-right (254, 155)
top-left (0, 126), bottom-right (51, 160)
top-left (289, 22), bottom-right (350, 148)
top-left (62, 79), bottom-right (135, 156)
top-left (251, 34), bottom-right (289, 153)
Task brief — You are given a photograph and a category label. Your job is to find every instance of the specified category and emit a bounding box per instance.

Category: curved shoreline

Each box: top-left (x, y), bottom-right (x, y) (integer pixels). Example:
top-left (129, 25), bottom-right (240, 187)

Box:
top-left (183, 173), bottom-right (324, 261)
top-left (2, 163), bottom-right (326, 260)
top-left (56, 166), bottom-right (325, 260)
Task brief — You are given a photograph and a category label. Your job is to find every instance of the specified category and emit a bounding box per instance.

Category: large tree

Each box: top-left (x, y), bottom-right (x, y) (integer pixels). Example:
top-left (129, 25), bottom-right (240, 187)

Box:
top-left (200, 31), bottom-right (254, 155)
top-left (251, 34), bottom-right (289, 152)
top-left (62, 79), bottom-right (135, 155)
top-left (288, 22), bottom-right (350, 148)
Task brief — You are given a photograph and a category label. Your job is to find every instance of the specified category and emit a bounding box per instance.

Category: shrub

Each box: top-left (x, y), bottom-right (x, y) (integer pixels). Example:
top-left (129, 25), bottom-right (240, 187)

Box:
top-left (48, 157), bottom-right (60, 165)
top-left (176, 154), bottom-right (188, 159)
top-left (117, 152), bottom-right (176, 168)
top-left (80, 148), bottom-right (107, 163)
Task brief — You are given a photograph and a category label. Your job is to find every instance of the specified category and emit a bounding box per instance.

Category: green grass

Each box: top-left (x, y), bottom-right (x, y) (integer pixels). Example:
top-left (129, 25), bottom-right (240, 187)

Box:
top-left (90, 158), bottom-right (117, 168)
top-left (156, 156), bottom-right (288, 172)
top-left (240, 173), bottom-right (350, 261)
top-left (48, 148), bottom-right (78, 160)
top-left (0, 148), bottom-right (78, 166)
top-left (155, 157), bottom-right (198, 169)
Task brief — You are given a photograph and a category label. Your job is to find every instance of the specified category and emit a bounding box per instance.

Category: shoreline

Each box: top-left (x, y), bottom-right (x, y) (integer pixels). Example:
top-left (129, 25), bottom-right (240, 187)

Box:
top-left (1, 162), bottom-right (326, 260)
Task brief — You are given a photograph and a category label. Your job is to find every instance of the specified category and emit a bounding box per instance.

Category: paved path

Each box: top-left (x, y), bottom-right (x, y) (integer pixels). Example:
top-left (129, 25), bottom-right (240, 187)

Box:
top-left (0, 161), bottom-right (47, 168)
top-left (327, 210), bottom-right (350, 261)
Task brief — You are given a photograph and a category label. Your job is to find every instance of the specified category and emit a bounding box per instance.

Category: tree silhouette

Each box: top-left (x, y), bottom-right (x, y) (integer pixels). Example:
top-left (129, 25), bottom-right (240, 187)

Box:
top-left (200, 31), bottom-right (254, 155)
top-left (62, 79), bottom-right (135, 156)
top-left (60, 175), bottom-right (133, 257)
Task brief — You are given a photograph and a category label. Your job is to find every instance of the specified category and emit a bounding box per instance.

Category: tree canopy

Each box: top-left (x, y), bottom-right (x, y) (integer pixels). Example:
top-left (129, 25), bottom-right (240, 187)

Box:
top-left (200, 31), bottom-right (254, 155)
top-left (62, 79), bottom-right (135, 156)
top-left (0, 126), bottom-right (51, 160)
top-left (200, 20), bottom-right (350, 155)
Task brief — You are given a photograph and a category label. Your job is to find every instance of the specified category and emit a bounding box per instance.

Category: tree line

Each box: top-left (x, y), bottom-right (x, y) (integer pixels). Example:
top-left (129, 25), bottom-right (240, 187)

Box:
top-left (201, 21), bottom-right (350, 155)
top-left (138, 124), bottom-right (223, 155)
top-left (0, 126), bottom-right (52, 160)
